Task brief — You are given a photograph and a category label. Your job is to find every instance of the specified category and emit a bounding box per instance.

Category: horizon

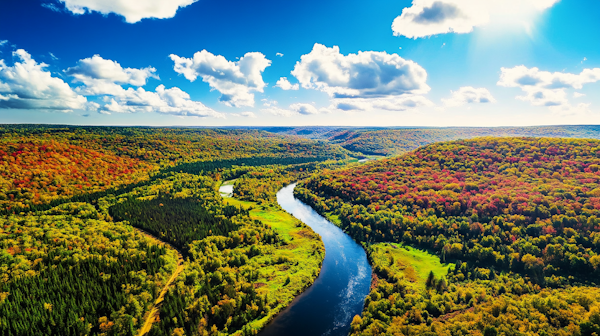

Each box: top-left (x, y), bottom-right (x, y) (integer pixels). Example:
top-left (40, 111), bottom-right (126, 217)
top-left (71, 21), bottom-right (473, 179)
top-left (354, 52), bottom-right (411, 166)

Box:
top-left (1, 0), bottom-right (599, 127)
top-left (3, 123), bottom-right (600, 129)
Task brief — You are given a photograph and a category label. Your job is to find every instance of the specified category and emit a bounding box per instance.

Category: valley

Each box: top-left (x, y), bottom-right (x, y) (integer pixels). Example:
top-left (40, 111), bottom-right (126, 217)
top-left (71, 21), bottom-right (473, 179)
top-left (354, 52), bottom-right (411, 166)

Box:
top-left (2, 125), bottom-right (600, 336)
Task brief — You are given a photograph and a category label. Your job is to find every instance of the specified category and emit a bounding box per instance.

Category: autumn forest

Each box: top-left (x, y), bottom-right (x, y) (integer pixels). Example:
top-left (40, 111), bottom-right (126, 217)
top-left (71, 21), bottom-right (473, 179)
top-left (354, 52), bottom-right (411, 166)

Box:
top-left (2, 125), bottom-right (600, 336)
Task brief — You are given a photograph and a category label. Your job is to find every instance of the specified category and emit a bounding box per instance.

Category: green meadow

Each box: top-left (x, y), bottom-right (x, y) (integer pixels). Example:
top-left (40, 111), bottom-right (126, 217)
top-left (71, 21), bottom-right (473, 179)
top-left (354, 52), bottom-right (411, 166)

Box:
top-left (370, 243), bottom-right (452, 290)
top-left (223, 195), bottom-right (325, 330)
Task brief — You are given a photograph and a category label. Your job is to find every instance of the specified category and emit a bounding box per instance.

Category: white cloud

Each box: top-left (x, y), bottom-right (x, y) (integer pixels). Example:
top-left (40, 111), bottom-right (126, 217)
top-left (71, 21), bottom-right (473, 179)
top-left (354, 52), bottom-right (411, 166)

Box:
top-left (42, 2), bottom-right (62, 12)
top-left (498, 65), bottom-right (600, 90)
top-left (0, 41), bottom-right (8, 47)
top-left (574, 92), bottom-right (586, 98)
top-left (276, 53), bottom-right (284, 57)
top-left (291, 44), bottom-right (430, 98)
top-left (290, 103), bottom-right (319, 115)
top-left (549, 103), bottom-right (591, 117)
top-left (66, 55), bottom-right (158, 95)
top-left (261, 98), bottom-right (278, 107)
top-left (261, 103), bottom-right (323, 117)
top-left (261, 106), bottom-right (296, 117)
top-left (498, 65), bottom-right (600, 108)
top-left (442, 86), bottom-right (496, 107)
top-left (240, 111), bottom-right (256, 118)
top-left (0, 49), bottom-right (88, 111)
top-left (232, 111), bottom-right (257, 118)
top-left (97, 85), bottom-right (223, 118)
top-left (331, 95), bottom-right (434, 111)
top-left (274, 77), bottom-right (299, 90)
top-left (64, 55), bottom-right (222, 118)
top-left (170, 50), bottom-right (271, 107)
top-left (57, 0), bottom-right (198, 23)
top-left (392, 0), bottom-right (560, 39)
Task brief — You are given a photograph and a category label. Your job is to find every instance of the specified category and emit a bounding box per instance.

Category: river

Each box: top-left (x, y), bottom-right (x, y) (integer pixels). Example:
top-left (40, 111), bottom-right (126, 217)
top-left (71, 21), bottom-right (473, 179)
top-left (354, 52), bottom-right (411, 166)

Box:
top-left (258, 183), bottom-right (372, 336)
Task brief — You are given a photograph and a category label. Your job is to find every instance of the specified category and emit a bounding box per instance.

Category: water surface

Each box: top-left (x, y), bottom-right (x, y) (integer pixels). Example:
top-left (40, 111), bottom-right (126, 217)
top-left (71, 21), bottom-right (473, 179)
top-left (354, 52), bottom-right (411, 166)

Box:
top-left (259, 183), bottom-right (372, 336)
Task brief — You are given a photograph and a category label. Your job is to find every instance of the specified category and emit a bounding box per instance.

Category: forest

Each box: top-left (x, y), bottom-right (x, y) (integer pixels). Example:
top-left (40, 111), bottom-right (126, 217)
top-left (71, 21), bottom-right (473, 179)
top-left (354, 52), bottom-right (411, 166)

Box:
top-left (5, 124), bottom-right (600, 336)
top-left (0, 125), bottom-right (350, 211)
top-left (296, 137), bottom-right (600, 335)
top-left (0, 125), bottom-right (336, 336)
top-left (264, 125), bottom-right (600, 156)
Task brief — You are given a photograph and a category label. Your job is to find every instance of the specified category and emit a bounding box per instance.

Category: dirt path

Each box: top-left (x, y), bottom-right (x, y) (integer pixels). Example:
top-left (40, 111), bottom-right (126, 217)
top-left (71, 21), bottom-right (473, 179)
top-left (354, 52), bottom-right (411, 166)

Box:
top-left (135, 228), bottom-right (185, 336)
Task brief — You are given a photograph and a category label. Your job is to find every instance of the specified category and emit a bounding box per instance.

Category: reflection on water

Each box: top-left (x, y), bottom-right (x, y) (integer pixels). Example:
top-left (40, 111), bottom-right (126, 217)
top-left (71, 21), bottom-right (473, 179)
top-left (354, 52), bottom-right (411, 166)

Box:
top-left (258, 183), bottom-right (372, 336)
top-left (219, 184), bottom-right (233, 197)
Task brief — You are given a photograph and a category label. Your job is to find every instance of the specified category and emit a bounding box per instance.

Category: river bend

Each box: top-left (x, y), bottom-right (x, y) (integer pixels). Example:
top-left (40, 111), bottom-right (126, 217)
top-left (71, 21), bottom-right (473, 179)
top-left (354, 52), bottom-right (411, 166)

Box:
top-left (258, 183), bottom-right (372, 336)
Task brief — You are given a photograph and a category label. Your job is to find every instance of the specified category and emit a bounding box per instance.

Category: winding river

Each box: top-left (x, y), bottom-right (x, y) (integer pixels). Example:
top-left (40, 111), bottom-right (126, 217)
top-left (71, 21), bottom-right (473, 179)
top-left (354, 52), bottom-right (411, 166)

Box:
top-left (258, 183), bottom-right (372, 336)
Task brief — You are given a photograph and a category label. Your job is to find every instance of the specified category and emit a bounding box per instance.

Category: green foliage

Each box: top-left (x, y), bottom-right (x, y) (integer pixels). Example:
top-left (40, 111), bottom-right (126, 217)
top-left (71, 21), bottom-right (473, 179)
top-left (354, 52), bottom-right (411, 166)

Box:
top-left (325, 126), bottom-right (600, 156)
top-left (0, 208), bottom-right (174, 335)
top-left (98, 171), bottom-right (323, 336)
top-left (297, 137), bottom-right (600, 335)
top-left (230, 160), bottom-right (350, 204)
top-left (0, 254), bottom-right (162, 336)
top-left (110, 194), bottom-right (247, 253)
top-left (298, 137), bottom-right (600, 283)
top-left (0, 126), bottom-right (335, 336)
top-left (0, 125), bottom-right (351, 212)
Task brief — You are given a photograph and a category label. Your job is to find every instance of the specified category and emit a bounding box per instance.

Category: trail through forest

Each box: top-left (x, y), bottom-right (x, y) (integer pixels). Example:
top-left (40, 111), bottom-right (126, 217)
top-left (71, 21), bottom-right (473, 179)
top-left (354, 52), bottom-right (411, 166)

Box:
top-left (135, 228), bottom-right (185, 336)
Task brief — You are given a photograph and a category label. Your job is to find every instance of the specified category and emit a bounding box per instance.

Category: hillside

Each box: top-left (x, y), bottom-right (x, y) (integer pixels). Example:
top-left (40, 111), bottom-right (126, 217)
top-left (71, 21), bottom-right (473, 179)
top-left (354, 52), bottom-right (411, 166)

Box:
top-left (0, 125), bottom-right (350, 211)
top-left (261, 126), bottom-right (600, 156)
top-left (296, 137), bottom-right (600, 335)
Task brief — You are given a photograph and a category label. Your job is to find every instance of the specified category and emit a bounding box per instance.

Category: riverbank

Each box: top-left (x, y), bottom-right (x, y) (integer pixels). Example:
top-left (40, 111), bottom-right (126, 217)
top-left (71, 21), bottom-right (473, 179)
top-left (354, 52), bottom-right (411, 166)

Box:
top-left (258, 184), bottom-right (372, 336)
top-left (220, 182), bottom-right (325, 333)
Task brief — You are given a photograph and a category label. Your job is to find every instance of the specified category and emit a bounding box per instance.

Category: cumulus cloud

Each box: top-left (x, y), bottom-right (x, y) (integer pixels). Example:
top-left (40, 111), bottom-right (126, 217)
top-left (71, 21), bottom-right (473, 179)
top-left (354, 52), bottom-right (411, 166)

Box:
top-left (261, 102), bottom-right (324, 117)
top-left (261, 106), bottom-right (296, 117)
top-left (332, 95), bottom-right (434, 111)
top-left (548, 103), bottom-right (592, 118)
top-left (63, 55), bottom-right (222, 118)
top-left (290, 103), bottom-right (319, 115)
top-left (97, 85), bottom-right (223, 117)
top-left (291, 44), bottom-right (429, 98)
top-left (0, 49), bottom-right (88, 111)
top-left (274, 77), bottom-right (299, 90)
top-left (232, 111), bottom-right (257, 118)
top-left (276, 53), bottom-right (284, 57)
top-left (498, 65), bottom-right (600, 90)
top-left (170, 50), bottom-right (271, 107)
top-left (574, 92), bottom-right (586, 98)
top-left (442, 86), bottom-right (496, 107)
top-left (261, 99), bottom-right (277, 107)
top-left (240, 111), bottom-right (256, 118)
top-left (66, 55), bottom-right (158, 95)
top-left (498, 65), bottom-right (600, 108)
top-left (392, 0), bottom-right (560, 39)
top-left (56, 0), bottom-right (197, 23)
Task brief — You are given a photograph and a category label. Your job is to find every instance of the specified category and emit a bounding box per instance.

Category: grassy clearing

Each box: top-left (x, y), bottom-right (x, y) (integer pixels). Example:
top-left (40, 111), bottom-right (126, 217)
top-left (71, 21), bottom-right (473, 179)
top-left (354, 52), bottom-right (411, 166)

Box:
top-left (370, 243), bottom-right (452, 290)
top-left (223, 196), bottom-right (325, 332)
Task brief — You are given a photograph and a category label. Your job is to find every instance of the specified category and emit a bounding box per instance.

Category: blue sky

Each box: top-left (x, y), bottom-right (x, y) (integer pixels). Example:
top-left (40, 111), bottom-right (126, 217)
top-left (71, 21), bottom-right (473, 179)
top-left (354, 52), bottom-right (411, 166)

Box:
top-left (0, 0), bottom-right (598, 126)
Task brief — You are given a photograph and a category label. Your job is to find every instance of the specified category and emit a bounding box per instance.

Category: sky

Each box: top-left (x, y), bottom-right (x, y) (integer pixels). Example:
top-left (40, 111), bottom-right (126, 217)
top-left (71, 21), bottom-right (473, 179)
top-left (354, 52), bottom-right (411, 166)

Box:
top-left (0, 0), bottom-right (599, 127)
